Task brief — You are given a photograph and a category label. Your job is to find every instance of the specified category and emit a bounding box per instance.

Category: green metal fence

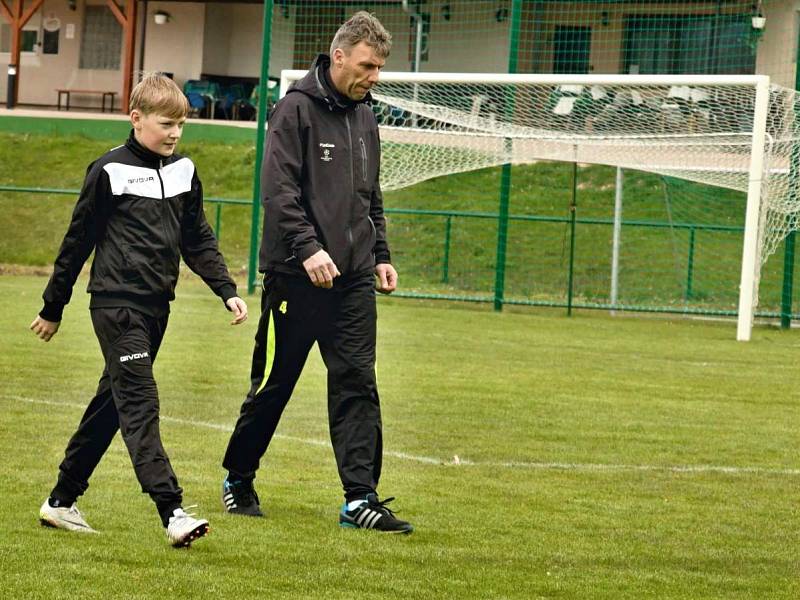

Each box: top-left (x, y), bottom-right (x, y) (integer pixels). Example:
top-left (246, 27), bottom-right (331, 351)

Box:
top-left (0, 185), bottom-right (250, 243)
top-left (3, 184), bottom-right (796, 321)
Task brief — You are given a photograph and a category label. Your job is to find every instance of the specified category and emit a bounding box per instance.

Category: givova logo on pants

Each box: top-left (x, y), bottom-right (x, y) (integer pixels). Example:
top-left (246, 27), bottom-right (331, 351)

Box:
top-left (120, 352), bottom-right (149, 362)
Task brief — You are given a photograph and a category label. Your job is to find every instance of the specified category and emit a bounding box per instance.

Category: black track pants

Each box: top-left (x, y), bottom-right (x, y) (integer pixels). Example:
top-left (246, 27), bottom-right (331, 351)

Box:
top-left (223, 273), bottom-right (383, 501)
top-left (51, 307), bottom-right (182, 521)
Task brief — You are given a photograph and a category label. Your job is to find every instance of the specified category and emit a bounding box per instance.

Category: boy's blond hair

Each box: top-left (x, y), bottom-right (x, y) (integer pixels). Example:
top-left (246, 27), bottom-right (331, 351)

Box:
top-left (129, 72), bottom-right (189, 119)
top-left (330, 11), bottom-right (392, 58)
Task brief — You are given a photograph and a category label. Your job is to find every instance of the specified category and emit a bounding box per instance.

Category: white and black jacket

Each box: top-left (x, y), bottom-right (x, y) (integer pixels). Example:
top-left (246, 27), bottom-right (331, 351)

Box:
top-left (258, 54), bottom-right (391, 278)
top-left (40, 132), bottom-right (237, 322)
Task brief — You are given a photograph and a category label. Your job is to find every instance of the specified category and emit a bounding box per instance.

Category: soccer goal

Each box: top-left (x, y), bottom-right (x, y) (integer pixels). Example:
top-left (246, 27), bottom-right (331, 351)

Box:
top-left (279, 71), bottom-right (800, 341)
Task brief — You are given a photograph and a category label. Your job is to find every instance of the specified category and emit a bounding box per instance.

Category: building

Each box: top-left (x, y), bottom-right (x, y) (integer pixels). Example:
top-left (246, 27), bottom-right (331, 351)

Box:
top-left (1, 0), bottom-right (797, 112)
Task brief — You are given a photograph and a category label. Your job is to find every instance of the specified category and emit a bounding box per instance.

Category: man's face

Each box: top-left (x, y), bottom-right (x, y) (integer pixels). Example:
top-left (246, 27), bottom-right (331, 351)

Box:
top-left (331, 41), bottom-right (386, 101)
top-left (131, 110), bottom-right (186, 157)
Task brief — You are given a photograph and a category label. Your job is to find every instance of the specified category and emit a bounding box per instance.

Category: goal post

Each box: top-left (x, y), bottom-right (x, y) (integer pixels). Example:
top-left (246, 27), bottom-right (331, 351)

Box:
top-left (278, 70), bottom-right (787, 340)
top-left (737, 76), bottom-right (771, 341)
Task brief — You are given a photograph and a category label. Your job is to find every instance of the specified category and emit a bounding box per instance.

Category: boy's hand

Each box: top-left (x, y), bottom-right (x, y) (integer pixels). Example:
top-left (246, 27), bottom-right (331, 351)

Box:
top-left (30, 316), bottom-right (60, 342)
top-left (375, 263), bottom-right (398, 294)
top-left (226, 297), bottom-right (248, 325)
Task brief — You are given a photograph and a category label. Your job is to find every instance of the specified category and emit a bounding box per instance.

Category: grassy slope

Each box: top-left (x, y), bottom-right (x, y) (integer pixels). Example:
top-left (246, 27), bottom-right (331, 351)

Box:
top-left (0, 274), bottom-right (797, 598)
top-left (0, 131), bottom-right (796, 312)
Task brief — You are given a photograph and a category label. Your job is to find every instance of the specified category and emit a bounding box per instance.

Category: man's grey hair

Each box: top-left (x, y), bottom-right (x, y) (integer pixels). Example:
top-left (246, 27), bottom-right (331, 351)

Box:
top-left (330, 11), bottom-right (392, 58)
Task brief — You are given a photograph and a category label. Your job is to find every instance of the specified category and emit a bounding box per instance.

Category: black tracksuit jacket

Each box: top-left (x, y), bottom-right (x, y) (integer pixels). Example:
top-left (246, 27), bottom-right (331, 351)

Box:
top-left (258, 54), bottom-right (391, 277)
top-left (40, 132), bottom-right (237, 321)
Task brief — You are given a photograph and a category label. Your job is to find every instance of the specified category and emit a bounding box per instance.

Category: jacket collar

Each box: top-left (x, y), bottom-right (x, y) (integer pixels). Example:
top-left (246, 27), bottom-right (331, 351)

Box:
top-left (125, 130), bottom-right (169, 166)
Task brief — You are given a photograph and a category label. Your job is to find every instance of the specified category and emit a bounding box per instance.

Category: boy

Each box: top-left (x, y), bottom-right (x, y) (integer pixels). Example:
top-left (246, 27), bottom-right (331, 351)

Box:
top-left (30, 73), bottom-right (248, 547)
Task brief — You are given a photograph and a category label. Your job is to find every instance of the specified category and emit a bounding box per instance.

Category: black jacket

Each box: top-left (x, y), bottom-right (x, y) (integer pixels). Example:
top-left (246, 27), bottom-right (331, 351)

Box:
top-left (258, 54), bottom-right (390, 277)
top-left (40, 132), bottom-right (237, 321)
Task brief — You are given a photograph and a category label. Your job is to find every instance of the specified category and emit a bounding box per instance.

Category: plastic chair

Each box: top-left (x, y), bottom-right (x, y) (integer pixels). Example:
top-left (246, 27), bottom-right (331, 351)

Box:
top-left (186, 92), bottom-right (207, 118)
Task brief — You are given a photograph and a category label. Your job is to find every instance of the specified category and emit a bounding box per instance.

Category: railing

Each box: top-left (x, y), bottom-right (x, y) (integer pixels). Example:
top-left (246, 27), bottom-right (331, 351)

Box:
top-left (385, 207), bottom-right (748, 310)
top-left (1, 185), bottom-right (796, 320)
top-left (0, 185), bottom-right (249, 241)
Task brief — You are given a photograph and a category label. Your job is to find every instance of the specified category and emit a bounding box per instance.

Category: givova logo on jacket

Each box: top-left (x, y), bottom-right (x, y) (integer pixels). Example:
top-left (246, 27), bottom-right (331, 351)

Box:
top-left (120, 351), bottom-right (149, 363)
top-left (319, 142), bottom-right (335, 162)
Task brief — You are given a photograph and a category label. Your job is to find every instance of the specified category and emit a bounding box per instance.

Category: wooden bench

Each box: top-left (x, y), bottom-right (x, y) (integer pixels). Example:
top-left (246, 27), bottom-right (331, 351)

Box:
top-left (56, 89), bottom-right (117, 113)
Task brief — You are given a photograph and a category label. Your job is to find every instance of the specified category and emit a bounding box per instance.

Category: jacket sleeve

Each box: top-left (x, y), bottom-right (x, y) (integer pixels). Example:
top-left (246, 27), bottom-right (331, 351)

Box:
top-left (180, 171), bottom-right (238, 305)
top-left (40, 162), bottom-right (111, 322)
top-left (262, 103), bottom-right (322, 262)
top-left (370, 127), bottom-right (391, 265)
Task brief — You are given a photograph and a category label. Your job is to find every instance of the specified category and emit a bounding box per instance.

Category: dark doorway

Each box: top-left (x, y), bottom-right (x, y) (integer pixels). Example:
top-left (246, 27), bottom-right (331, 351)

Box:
top-left (553, 25), bottom-right (592, 74)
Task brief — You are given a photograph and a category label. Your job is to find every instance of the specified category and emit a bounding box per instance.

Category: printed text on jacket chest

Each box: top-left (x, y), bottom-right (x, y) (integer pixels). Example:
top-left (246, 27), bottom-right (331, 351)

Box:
top-left (319, 142), bottom-right (335, 162)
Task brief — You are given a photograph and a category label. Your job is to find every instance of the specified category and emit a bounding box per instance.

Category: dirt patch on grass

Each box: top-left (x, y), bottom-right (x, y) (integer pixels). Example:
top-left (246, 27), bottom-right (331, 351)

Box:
top-left (0, 263), bottom-right (54, 276)
top-left (0, 263), bottom-right (248, 280)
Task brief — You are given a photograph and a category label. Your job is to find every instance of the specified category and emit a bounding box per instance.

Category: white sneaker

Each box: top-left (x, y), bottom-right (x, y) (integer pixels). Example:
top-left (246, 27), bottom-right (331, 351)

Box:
top-left (166, 507), bottom-right (209, 548)
top-left (39, 499), bottom-right (97, 533)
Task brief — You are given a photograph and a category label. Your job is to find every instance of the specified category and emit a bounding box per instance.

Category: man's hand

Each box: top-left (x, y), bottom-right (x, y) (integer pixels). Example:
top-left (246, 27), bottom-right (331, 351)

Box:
top-left (303, 249), bottom-right (340, 289)
top-left (226, 297), bottom-right (249, 325)
top-left (30, 316), bottom-right (60, 342)
top-left (375, 263), bottom-right (398, 294)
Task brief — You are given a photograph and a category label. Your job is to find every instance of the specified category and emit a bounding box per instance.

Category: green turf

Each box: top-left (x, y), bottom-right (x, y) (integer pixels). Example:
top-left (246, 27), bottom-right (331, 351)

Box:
top-left (0, 274), bottom-right (797, 599)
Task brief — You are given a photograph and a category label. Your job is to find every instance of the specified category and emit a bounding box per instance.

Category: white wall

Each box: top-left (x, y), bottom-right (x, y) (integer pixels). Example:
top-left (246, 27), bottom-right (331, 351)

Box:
top-left (756, 1), bottom-right (799, 88)
top-left (269, 5), bottom-right (294, 77)
top-left (1, 0), bottom-right (126, 108)
top-left (202, 4), bottom-right (232, 75)
top-left (4, 0), bottom-right (798, 109)
top-left (203, 3), bottom-right (268, 77)
top-left (142, 2), bottom-right (205, 86)
top-left (418, 0), bottom-right (510, 73)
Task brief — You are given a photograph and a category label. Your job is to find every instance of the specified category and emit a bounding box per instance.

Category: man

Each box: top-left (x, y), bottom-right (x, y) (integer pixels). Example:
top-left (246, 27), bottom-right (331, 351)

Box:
top-left (221, 12), bottom-right (412, 534)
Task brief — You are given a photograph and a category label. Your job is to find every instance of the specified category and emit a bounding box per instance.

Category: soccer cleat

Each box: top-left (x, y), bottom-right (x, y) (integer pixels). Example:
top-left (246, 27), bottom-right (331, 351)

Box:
top-left (166, 507), bottom-right (209, 548)
top-left (339, 493), bottom-right (413, 534)
top-left (222, 478), bottom-right (263, 517)
top-left (39, 499), bottom-right (98, 533)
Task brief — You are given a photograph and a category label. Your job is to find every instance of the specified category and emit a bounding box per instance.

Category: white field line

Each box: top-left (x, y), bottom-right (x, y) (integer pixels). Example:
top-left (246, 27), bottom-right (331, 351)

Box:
top-left (6, 394), bottom-right (799, 477)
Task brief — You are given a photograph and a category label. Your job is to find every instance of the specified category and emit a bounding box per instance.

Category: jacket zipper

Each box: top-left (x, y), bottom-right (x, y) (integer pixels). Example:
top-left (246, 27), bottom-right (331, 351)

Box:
top-left (155, 160), bottom-right (170, 275)
top-left (359, 137), bottom-right (367, 183)
top-left (344, 113), bottom-right (355, 270)
top-left (156, 159), bottom-right (166, 199)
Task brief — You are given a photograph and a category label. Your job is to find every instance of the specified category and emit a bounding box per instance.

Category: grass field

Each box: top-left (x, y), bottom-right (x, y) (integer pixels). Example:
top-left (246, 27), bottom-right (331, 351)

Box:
top-left (1, 273), bottom-right (797, 599)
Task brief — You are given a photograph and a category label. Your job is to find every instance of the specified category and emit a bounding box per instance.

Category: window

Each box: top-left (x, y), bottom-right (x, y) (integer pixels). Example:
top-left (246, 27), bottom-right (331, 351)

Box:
top-left (0, 23), bottom-right (39, 53)
top-left (623, 14), bottom-right (756, 75)
top-left (79, 6), bottom-right (122, 70)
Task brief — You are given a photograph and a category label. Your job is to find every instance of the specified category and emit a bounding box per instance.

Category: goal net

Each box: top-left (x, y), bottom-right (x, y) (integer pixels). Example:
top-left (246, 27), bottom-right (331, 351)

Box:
top-left (279, 71), bottom-right (800, 340)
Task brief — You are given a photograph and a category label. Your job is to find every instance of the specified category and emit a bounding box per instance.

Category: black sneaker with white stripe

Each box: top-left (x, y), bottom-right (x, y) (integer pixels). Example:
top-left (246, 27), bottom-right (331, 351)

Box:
top-left (222, 477), bottom-right (263, 517)
top-left (339, 493), bottom-right (413, 534)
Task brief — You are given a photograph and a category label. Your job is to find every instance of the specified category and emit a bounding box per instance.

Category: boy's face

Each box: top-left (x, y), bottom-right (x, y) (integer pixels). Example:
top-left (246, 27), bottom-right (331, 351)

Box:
top-left (130, 110), bottom-right (186, 157)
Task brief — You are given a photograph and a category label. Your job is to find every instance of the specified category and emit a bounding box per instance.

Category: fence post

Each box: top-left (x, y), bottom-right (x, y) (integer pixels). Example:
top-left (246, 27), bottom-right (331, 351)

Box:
top-left (610, 166), bottom-right (623, 311)
top-left (567, 161), bottom-right (577, 316)
top-left (493, 0), bottom-right (522, 312)
top-left (248, 0), bottom-right (274, 295)
top-left (685, 227), bottom-right (696, 300)
top-left (781, 231), bottom-right (796, 327)
top-left (781, 28), bottom-right (800, 327)
top-left (494, 166), bottom-right (511, 311)
top-left (442, 215), bottom-right (452, 283)
top-left (215, 203), bottom-right (222, 240)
